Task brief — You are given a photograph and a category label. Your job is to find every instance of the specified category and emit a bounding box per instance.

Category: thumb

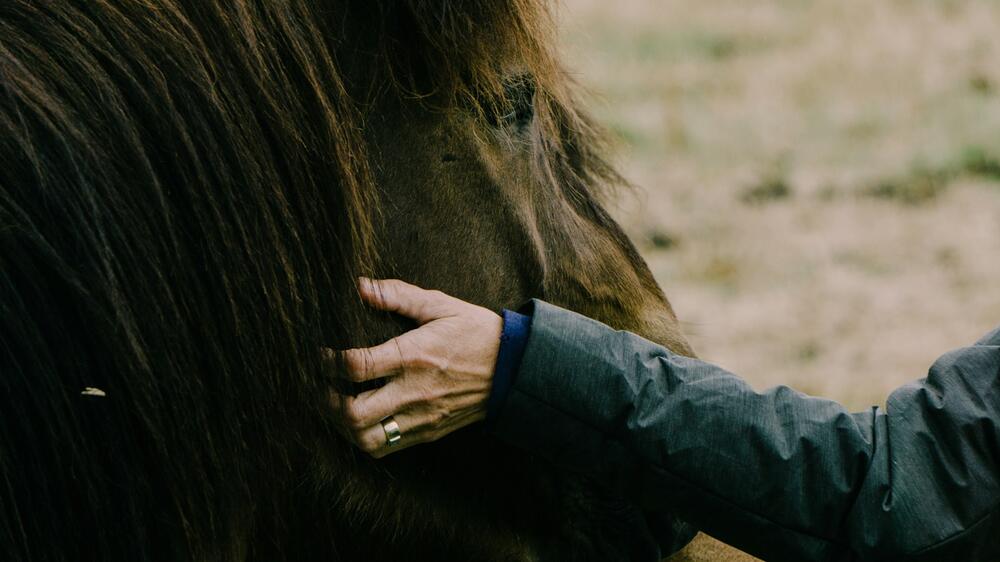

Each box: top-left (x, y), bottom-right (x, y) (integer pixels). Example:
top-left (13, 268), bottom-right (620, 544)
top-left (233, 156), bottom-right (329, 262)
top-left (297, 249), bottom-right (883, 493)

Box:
top-left (358, 278), bottom-right (459, 324)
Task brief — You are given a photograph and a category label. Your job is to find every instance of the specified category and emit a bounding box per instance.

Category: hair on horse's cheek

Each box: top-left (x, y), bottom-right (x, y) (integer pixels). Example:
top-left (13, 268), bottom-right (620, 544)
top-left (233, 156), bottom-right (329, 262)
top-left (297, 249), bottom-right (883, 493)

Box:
top-left (441, 154), bottom-right (459, 163)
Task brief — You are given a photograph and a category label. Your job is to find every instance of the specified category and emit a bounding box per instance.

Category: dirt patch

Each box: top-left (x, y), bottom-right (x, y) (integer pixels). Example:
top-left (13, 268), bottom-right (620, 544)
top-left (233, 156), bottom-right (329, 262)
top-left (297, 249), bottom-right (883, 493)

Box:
top-left (562, 0), bottom-right (1000, 408)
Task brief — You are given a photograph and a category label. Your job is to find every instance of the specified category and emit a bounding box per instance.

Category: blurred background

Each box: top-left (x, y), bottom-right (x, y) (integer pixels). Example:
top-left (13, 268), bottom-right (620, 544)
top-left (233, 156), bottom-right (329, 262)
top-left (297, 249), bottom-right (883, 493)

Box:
top-left (559, 0), bottom-right (1000, 409)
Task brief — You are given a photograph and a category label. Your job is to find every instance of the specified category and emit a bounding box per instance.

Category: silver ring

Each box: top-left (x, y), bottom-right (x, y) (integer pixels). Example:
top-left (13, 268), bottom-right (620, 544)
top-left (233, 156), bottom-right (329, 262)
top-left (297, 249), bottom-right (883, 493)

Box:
top-left (381, 417), bottom-right (402, 447)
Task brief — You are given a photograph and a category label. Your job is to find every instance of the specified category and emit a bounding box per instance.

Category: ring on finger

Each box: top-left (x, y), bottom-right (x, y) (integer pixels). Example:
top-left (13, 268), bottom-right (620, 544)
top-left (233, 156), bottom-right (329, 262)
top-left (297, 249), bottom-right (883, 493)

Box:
top-left (381, 417), bottom-right (402, 447)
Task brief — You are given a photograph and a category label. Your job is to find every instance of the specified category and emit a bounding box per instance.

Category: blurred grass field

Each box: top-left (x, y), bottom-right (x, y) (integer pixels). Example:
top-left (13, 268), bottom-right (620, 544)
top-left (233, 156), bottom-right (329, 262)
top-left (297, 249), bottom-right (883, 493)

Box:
top-left (560, 0), bottom-right (1000, 409)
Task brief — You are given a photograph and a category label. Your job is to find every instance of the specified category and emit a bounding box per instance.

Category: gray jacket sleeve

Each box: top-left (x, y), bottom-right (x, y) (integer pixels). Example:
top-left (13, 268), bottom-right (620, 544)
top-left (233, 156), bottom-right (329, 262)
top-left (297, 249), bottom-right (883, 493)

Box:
top-left (492, 300), bottom-right (1000, 562)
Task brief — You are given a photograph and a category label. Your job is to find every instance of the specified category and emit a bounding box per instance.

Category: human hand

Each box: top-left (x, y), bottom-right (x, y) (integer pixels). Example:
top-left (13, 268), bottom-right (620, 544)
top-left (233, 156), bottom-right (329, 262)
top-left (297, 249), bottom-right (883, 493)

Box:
top-left (327, 279), bottom-right (502, 457)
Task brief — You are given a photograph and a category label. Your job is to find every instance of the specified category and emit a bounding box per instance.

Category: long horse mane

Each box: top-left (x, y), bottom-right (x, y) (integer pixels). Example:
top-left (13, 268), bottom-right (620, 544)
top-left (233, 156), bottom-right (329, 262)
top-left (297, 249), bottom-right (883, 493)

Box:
top-left (0, 2), bottom-right (618, 560)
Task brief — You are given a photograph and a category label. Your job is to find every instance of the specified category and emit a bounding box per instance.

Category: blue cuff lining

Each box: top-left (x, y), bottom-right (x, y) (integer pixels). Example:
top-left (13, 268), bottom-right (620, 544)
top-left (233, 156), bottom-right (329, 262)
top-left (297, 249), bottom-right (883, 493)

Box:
top-left (485, 309), bottom-right (532, 426)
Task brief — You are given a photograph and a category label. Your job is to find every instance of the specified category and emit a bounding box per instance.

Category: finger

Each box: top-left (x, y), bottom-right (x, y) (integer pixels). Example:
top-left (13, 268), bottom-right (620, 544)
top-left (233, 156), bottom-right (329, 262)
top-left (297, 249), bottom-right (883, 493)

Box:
top-left (358, 278), bottom-right (460, 325)
top-left (338, 377), bottom-right (416, 429)
top-left (327, 391), bottom-right (355, 440)
top-left (320, 348), bottom-right (355, 391)
top-left (352, 406), bottom-right (485, 458)
top-left (352, 416), bottom-right (403, 456)
top-left (335, 336), bottom-right (410, 382)
top-left (351, 412), bottom-right (432, 458)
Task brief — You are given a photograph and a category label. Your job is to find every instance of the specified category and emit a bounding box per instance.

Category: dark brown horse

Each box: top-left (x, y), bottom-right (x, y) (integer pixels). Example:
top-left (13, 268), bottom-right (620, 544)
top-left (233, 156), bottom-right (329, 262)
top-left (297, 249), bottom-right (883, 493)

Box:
top-left (0, 1), bottom-right (754, 560)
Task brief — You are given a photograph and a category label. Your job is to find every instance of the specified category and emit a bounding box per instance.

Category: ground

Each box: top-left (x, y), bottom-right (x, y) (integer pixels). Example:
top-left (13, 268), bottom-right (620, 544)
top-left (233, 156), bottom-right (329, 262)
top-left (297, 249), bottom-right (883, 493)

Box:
top-left (560, 0), bottom-right (1000, 409)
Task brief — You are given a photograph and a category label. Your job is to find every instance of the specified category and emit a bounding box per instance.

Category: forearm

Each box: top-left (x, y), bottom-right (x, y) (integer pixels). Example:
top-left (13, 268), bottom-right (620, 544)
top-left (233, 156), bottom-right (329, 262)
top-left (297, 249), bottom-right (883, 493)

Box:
top-left (491, 300), bottom-right (1000, 562)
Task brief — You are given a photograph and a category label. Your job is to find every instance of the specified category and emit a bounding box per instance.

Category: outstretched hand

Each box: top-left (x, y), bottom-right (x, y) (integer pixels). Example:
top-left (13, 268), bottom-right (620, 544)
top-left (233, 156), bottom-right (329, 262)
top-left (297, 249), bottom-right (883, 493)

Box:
top-left (326, 279), bottom-right (502, 457)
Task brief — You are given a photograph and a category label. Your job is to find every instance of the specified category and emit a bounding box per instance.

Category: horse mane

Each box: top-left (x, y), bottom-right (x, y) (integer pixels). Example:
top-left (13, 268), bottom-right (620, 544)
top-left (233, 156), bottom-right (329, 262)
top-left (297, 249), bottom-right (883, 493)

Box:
top-left (0, 2), bottom-right (619, 560)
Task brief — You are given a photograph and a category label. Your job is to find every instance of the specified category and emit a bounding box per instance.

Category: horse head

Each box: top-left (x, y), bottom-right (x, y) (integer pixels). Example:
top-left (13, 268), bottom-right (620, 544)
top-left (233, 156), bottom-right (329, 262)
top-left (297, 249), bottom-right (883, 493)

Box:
top-left (0, 2), bottom-right (752, 560)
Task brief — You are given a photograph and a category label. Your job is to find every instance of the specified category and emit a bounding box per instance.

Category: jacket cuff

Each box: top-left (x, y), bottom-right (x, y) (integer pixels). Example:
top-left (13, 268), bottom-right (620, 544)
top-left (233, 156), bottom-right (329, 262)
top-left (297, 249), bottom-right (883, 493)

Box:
top-left (489, 299), bottom-right (631, 471)
top-left (484, 309), bottom-right (532, 426)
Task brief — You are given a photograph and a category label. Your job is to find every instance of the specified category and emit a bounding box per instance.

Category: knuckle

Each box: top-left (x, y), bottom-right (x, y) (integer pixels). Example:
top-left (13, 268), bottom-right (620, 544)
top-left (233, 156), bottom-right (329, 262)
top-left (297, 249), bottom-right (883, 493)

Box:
top-left (417, 292), bottom-right (445, 315)
top-left (433, 357), bottom-right (450, 374)
top-left (346, 351), bottom-right (372, 380)
top-left (361, 434), bottom-right (383, 454)
top-left (412, 351), bottom-right (448, 374)
top-left (428, 408), bottom-right (446, 427)
top-left (383, 279), bottom-right (405, 295)
top-left (394, 344), bottom-right (417, 371)
top-left (347, 365), bottom-right (368, 382)
top-left (343, 405), bottom-right (366, 429)
top-left (408, 350), bottom-right (433, 370)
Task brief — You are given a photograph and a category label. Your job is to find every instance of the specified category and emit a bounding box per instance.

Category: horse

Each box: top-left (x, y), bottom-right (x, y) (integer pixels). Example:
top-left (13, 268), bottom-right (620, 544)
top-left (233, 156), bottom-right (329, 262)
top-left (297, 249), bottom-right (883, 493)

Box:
top-left (0, 1), bottom-right (756, 560)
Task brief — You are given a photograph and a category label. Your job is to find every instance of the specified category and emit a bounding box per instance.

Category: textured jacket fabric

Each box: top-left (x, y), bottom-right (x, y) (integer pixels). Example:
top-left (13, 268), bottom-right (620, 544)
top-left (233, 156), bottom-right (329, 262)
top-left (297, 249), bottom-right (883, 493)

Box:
top-left (492, 300), bottom-right (1000, 562)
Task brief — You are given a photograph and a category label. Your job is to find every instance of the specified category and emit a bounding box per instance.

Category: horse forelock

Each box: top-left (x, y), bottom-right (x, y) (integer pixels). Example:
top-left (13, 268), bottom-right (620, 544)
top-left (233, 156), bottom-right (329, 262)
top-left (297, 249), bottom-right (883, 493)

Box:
top-left (355, 0), bottom-right (626, 203)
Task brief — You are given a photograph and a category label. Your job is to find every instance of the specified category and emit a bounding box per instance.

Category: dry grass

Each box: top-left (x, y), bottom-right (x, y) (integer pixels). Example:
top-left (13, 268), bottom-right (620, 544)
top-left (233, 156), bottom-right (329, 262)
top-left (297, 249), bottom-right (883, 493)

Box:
top-left (560, 0), bottom-right (1000, 409)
